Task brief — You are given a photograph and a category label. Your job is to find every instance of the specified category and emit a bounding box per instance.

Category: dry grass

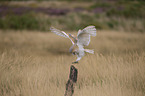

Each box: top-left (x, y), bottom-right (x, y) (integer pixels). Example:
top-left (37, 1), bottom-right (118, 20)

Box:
top-left (0, 30), bottom-right (145, 96)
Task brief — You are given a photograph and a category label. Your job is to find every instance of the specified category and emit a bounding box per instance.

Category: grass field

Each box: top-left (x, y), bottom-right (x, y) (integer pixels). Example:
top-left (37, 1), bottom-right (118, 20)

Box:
top-left (0, 30), bottom-right (145, 96)
top-left (1, 1), bottom-right (145, 32)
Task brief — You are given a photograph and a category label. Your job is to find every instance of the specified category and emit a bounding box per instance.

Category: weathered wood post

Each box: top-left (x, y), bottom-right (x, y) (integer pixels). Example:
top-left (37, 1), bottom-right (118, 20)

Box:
top-left (64, 65), bottom-right (78, 96)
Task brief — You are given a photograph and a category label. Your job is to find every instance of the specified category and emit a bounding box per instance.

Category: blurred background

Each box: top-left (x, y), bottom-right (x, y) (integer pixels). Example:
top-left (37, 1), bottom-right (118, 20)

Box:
top-left (0, 0), bottom-right (145, 32)
top-left (0, 1), bottom-right (145, 96)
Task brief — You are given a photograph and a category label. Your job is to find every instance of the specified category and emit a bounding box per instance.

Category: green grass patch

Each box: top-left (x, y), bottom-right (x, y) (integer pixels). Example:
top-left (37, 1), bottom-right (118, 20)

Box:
top-left (106, 1), bottom-right (145, 18)
top-left (0, 14), bottom-right (39, 30)
top-left (0, 1), bottom-right (144, 32)
top-left (0, 13), bottom-right (50, 31)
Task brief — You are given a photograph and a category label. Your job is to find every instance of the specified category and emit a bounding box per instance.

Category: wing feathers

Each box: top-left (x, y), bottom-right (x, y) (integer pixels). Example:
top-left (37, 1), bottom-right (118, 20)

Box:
top-left (82, 26), bottom-right (97, 36)
top-left (50, 27), bottom-right (69, 38)
top-left (77, 26), bottom-right (97, 46)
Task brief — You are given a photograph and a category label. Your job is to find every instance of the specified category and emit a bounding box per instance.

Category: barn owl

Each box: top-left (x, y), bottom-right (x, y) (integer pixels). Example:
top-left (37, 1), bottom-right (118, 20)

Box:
top-left (50, 26), bottom-right (97, 64)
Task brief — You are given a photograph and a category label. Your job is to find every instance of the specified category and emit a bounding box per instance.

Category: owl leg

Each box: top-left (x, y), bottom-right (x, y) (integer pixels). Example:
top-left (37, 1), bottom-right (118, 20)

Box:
top-left (72, 56), bottom-right (81, 64)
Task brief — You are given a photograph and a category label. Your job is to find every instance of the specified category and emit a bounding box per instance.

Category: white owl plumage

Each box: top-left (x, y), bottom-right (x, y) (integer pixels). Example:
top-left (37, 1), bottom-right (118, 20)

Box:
top-left (50, 26), bottom-right (97, 63)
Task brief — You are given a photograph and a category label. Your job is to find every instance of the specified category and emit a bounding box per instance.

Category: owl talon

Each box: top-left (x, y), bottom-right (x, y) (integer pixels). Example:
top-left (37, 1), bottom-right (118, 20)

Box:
top-left (72, 61), bottom-right (79, 64)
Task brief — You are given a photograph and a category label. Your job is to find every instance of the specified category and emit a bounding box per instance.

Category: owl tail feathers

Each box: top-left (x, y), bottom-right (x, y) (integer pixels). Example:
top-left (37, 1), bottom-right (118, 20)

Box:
top-left (84, 49), bottom-right (94, 54)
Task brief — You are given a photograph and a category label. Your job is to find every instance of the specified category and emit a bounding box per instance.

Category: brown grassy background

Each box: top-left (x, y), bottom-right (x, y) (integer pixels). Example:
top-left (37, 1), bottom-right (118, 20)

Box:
top-left (0, 1), bottom-right (145, 96)
top-left (0, 29), bottom-right (145, 96)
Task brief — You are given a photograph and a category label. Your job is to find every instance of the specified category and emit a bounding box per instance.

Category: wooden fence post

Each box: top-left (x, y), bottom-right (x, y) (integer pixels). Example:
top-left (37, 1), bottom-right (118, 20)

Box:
top-left (64, 65), bottom-right (78, 96)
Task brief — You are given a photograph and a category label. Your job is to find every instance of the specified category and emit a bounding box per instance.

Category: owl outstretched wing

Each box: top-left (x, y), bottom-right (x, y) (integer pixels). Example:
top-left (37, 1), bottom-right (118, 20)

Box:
top-left (77, 26), bottom-right (96, 47)
top-left (50, 27), bottom-right (74, 44)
